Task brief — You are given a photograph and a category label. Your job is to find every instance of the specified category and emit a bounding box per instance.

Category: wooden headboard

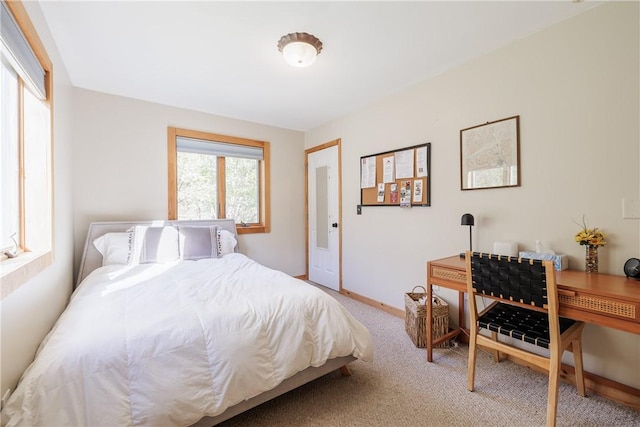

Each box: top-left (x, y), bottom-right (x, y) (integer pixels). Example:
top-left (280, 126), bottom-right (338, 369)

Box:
top-left (76, 219), bottom-right (239, 288)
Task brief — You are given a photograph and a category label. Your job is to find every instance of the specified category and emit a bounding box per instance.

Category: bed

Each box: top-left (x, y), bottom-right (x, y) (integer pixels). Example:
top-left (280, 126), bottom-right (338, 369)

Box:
top-left (1, 220), bottom-right (373, 426)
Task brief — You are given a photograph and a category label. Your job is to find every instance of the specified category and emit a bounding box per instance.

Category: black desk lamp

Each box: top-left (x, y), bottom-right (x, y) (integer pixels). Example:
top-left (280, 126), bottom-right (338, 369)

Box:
top-left (460, 213), bottom-right (474, 258)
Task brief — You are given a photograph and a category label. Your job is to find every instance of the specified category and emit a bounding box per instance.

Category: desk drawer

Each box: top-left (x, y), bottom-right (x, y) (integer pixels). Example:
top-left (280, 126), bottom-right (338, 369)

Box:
top-left (431, 266), bottom-right (467, 285)
top-left (558, 292), bottom-right (638, 322)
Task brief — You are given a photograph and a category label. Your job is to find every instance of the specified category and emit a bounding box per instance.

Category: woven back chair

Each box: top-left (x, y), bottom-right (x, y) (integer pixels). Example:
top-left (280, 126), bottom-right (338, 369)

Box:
top-left (465, 251), bottom-right (586, 427)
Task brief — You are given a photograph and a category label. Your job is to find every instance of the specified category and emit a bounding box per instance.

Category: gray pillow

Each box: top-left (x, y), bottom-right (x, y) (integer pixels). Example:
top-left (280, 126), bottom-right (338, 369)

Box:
top-left (178, 225), bottom-right (220, 260)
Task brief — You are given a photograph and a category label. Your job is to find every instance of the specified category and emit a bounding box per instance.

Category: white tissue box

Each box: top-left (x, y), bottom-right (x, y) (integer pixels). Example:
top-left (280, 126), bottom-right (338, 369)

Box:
top-left (519, 251), bottom-right (569, 271)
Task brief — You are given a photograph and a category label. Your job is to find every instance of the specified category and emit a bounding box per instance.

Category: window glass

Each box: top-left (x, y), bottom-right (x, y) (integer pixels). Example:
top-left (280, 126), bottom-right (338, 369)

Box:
top-left (0, 61), bottom-right (19, 251)
top-left (177, 151), bottom-right (218, 220)
top-left (22, 85), bottom-right (51, 251)
top-left (225, 157), bottom-right (259, 224)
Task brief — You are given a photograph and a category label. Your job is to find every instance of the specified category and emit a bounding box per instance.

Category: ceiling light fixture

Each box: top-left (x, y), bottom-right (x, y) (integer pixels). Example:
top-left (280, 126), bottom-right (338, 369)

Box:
top-left (277, 32), bottom-right (323, 68)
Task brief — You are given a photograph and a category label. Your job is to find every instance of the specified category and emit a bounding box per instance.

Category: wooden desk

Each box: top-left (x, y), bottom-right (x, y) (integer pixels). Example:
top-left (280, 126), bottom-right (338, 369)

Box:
top-left (426, 255), bottom-right (640, 362)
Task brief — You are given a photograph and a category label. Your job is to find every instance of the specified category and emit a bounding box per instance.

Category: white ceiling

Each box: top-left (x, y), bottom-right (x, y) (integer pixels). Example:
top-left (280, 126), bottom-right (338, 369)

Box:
top-left (39, 1), bottom-right (600, 131)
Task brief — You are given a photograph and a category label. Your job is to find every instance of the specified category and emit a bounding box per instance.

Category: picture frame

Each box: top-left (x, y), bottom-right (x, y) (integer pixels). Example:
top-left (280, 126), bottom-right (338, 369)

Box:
top-left (460, 115), bottom-right (520, 190)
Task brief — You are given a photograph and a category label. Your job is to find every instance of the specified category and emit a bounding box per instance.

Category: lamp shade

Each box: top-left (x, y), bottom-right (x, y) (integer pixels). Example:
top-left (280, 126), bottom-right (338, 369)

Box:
top-left (277, 32), bottom-right (323, 68)
top-left (282, 42), bottom-right (318, 67)
top-left (461, 213), bottom-right (475, 226)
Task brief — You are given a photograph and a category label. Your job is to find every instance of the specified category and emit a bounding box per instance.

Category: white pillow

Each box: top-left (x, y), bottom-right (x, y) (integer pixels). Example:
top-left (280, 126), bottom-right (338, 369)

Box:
top-left (93, 232), bottom-right (130, 266)
top-left (128, 225), bottom-right (180, 264)
top-left (218, 229), bottom-right (238, 255)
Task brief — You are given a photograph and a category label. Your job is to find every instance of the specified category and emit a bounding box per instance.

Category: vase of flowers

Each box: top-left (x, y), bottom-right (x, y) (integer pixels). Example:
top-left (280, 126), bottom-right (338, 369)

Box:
top-left (574, 216), bottom-right (606, 274)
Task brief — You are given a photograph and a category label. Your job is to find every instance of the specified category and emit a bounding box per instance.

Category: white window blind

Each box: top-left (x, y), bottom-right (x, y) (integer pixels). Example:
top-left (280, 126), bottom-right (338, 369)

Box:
top-left (0, 1), bottom-right (46, 100)
top-left (177, 136), bottom-right (263, 160)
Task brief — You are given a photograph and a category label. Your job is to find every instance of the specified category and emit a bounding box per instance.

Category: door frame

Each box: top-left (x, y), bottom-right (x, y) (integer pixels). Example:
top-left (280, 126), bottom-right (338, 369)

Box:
top-left (305, 139), bottom-right (342, 290)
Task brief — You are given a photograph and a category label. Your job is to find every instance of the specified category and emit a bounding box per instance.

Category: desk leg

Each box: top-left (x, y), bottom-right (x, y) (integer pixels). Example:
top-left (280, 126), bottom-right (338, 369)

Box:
top-left (426, 283), bottom-right (434, 362)
top-left (458, 291), bottom-right (465, 333)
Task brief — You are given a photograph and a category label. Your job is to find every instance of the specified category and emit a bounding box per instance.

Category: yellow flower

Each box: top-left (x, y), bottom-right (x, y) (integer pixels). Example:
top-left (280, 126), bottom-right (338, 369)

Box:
top-left (574, 216), bottom-right (606, 247)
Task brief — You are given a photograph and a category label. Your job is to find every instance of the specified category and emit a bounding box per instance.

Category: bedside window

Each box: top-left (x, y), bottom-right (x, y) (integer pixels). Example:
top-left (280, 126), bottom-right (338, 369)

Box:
top-left (1, 0), bottom-right (54, 298)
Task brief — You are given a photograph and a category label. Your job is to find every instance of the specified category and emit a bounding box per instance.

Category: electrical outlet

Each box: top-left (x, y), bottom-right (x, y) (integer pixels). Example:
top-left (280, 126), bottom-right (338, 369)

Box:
top-left (356, 205), bottom-right (362, 215)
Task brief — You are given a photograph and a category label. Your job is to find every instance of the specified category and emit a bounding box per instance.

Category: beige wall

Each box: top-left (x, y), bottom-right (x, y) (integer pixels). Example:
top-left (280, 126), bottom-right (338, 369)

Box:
top-left (306, 2), bottom-right (640, 388)
top-left (71, 89), bottom-right (306, 279)
top-left (0, 2), bottom-right (75, 396)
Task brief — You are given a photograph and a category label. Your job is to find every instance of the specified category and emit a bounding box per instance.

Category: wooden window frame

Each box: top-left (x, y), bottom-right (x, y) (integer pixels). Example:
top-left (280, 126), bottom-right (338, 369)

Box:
top-left (167, 127), bottom-right (270, 234)
top-left (0, 0), bottom-right (54, 300)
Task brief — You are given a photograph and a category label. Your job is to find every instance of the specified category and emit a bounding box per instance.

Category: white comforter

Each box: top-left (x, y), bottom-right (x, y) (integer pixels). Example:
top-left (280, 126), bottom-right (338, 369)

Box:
top-left (2, 253), bottom-right (373, 426)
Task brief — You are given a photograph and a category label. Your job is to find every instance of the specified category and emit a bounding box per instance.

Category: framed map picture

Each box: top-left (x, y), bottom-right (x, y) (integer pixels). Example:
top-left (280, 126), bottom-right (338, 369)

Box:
top-left (460, 115), bottom-right (520, 190)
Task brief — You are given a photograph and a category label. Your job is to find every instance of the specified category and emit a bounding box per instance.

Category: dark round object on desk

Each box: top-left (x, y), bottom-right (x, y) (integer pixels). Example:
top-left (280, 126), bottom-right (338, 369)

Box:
top-left (623, 258), bottom-right (640, 280)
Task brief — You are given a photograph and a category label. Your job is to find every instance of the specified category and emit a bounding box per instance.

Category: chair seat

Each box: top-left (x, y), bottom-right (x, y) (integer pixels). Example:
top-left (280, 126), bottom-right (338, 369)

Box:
top-left (478, 302), bottom-right (577, 349)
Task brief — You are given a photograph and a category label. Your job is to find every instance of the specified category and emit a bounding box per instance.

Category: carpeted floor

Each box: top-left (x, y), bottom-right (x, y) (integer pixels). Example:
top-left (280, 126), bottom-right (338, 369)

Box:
top-left (219, 284), bottom-right (640, 427)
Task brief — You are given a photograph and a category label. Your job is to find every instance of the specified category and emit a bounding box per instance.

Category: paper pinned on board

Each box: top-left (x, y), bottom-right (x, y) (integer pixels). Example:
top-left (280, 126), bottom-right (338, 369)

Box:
top-left (413, 179), bottom-right (423, 203)
top-left (382, 156), bottom-right (395, 183)
top-left (377, 183), bottom-right (385, 202)
top-left (360, 156), bottom-right (376, 188)
top-left (416, 146), bottom-right (428, 177)
top-left (395, 150), bottom-right (414, 179)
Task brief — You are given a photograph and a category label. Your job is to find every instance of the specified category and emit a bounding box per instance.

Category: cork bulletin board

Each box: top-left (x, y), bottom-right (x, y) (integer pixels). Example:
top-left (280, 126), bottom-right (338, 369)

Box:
top-left (360, 143), bottom-right (431, 207)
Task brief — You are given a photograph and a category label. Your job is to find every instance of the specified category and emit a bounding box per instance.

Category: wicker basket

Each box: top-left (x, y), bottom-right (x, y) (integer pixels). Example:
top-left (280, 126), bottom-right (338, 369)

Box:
top-left (405, 286), bottom-right (449, 348)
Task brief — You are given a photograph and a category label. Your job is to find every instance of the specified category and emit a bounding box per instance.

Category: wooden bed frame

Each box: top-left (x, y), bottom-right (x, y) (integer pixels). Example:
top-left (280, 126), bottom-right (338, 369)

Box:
top-left (77, 220), bottom-right (356, 426)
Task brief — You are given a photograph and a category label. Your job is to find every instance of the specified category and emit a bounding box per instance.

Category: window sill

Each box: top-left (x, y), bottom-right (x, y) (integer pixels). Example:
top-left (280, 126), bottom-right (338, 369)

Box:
top-left (236, 225), bottom-right (269, 234)
top-left (0, 250), bottom-right (52, 300)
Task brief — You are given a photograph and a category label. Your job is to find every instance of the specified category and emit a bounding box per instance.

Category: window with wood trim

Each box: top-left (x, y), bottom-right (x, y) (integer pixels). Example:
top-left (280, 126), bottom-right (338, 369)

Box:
top-left (0, 0), bottom-right (54, 298)
top-left (167, 127), bottom-right (270, 234)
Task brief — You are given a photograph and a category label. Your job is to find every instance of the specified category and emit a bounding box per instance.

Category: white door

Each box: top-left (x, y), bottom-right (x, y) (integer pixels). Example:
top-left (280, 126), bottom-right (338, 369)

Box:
top-left (307, 144), bottom-right (340, 291)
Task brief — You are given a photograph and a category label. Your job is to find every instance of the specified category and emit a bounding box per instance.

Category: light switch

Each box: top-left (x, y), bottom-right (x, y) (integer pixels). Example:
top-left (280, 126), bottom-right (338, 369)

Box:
top-left (622, 198), bottom-right (640, 219)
